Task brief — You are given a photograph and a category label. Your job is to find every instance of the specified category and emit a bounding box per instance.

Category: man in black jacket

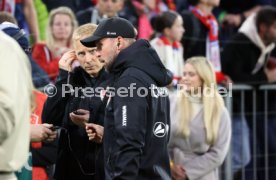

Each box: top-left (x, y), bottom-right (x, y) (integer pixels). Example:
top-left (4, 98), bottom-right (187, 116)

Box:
top-left (42, 24), bottom-right (108, 180)
top-left (81, 17), bottom-right (172, 179)
top-left (221, 6), bottom-right (276, 180)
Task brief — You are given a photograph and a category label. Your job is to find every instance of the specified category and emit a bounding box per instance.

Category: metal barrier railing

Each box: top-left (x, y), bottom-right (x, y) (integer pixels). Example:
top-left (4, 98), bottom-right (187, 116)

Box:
top-left (222, 84), bottom-right (276, 180)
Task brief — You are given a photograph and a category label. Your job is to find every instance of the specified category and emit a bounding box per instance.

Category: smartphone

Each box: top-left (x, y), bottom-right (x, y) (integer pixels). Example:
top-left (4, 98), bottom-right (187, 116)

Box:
top-left (73, 110), bottom-right (85, 115)
top-left (50, 126), bottom-right (61, 131)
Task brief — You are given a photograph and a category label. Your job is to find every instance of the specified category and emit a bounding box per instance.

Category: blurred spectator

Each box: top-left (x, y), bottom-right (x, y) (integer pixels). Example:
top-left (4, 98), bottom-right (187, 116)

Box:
top-left (42, 23), bottom-right (107, 180)
top-left (34, 0), bottom-right (48, 41)
top-left (16, 90), bottom-right (57, 180)
top-left (150, 10), bottom-right (185, 87)
top-left (0, 16), bottom-right (50, 88)
top-left (0, 0), bottom-right (40, 44)
top-left (0, 0), bottom-right (16, 15)
top-left (175, 0), bottom-right (189, 13)
top-left (132, 0), bottom-right (171, 39)
top-left (169, 57), bottom-right (231, 180)
top-left (221, 6), bottom-right (276, 180)
top-left (0, 31), bottom-right (33, 180)
top-left (42, 0), bottom-right (92, 14)
top-left (181, 0), bottom-right (231, 85)
top-left (76, 0), bottom-right (124, 25)
top-left (15, 0), bottom-right (40, 44)
top-left (216, 0), bottom-right (271, 46)
top-left (222, 6), bottom-right (276, 85)
top-left (0, 17), bottom-right (57, 179)
top-left (32, 7), bottom-right (77, 81)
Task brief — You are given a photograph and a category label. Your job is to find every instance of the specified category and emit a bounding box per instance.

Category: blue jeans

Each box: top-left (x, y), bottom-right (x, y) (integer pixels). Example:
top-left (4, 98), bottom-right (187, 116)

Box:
top-left (231, 115), bottom-right (251, 172)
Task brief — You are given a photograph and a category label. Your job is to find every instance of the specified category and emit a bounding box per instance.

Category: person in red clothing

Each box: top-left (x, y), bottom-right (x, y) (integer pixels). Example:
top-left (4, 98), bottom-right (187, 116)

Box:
top-left (30, 90), bottom-right (57, 180)
top-left (16, 90), bottom-right (57, 180)
top-left (32, 6), bottom-right (78, 81)
top-left (181, 0), bottom-right (232, 85)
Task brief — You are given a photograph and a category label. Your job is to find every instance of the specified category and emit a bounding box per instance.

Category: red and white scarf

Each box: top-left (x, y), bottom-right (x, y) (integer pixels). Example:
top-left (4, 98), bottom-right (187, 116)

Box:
top-left (191, 7), bottom-right (225, 82)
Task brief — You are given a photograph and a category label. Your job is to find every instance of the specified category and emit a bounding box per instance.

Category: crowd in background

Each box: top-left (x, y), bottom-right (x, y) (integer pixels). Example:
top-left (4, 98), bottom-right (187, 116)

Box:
top-left (1, 0), bottom-right (276, 180)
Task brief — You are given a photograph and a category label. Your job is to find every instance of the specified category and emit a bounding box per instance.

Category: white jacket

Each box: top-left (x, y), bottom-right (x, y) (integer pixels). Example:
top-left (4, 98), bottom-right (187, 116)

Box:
top-left (0, 31), bottom-right (32, 172)
top-left (150, 37), bottom-right (184, 79)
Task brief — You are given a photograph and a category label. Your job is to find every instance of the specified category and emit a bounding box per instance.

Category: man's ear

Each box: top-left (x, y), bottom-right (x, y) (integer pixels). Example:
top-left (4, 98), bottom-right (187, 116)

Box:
top-left (117, 36), bottom-right (123, 48)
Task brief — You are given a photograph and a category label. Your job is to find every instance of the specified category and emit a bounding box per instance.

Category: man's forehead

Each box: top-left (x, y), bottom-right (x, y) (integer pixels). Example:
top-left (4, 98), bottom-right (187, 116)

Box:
top-left (76, 46), bottom-right (96, 52)
top-left (98, 0), bottom-right (121, 3)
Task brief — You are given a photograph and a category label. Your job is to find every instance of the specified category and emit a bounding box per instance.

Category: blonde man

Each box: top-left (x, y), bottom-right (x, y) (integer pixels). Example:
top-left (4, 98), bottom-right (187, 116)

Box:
top-left (42, 23), bottom-right (108, 180)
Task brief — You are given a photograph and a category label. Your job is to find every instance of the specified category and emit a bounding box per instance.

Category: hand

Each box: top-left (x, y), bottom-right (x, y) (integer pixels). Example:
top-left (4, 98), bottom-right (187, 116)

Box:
top-left (220, 75), bottom-right (233, 88)
top-left (171, 164), bottom-right (186, 180)
top-left (59, 50), bottom-right (77, 72)
top-left (86, 123), bottom-right (104, 143)
top-left (265, 68), bottom-right (276, 83)
top-left (30, 123), bottom-right (57, 142)
top-left (69, 109), bottom-right (90, 127)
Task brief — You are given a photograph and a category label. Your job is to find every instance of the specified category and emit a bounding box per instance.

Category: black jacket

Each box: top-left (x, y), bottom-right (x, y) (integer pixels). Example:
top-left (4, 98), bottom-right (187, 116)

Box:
top-left (221, 33), bottom-right (276, 114)
top-left (104, 39), bottom-right (172, 180)
top-left (42, 67), bottom-right (108, 180)
top-left (181, 10), bottom-right (209, 60)
top-left (221, 33), bottom-right (268, 84)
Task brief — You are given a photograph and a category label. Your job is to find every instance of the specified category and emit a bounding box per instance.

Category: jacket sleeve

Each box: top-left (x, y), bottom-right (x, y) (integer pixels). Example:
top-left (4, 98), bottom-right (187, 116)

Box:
top-left (32, 43), bottom-right (59, 80)
top-left (150, 39), bottom-right (166, 65)
top-left (0, 37), bottom-right (32, 145)
top-left (29, 55), bottom-right (50, 88)
top-left (111, 77), bottom-right (148, 179)
top-left (42, 69), bottom-right (70, 125)
top-left (185, 108), bottom-right (231, 180)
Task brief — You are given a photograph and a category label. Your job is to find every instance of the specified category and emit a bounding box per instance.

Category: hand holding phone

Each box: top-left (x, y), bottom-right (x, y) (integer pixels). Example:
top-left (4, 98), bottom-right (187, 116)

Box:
top-left (50, 126), bottom-right (61, 131)
top-left (70, 109), bottom-right (90, 127)
top-left (73, 110), bottom-right (85, 115)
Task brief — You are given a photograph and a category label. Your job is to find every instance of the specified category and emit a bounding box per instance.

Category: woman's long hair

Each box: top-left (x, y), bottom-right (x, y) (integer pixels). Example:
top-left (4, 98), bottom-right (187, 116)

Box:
top-left (177, 57), bottom-right (224, 145)
top-left (46, 7), bottom-right (78, 53)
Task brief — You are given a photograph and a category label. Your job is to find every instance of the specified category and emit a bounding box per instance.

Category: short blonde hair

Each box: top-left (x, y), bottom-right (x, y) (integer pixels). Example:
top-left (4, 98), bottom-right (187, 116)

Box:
top-left (177, 56), bottom-right (225, 145)
top-left (46, 7), bottom-right (78, 52)
top-left (72, 23), bottom-right (97, 48)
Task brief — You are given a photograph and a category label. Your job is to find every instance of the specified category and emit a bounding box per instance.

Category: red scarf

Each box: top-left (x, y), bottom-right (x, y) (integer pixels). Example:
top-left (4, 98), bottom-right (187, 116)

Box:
top-left (160, 35), bottom-right (180, 49)
top-left (159, 35), bottom-right (182, 84)
top-left (191, 7), bottom-right (226, 83)
top-left (191, 7), bottom-right (218, 42)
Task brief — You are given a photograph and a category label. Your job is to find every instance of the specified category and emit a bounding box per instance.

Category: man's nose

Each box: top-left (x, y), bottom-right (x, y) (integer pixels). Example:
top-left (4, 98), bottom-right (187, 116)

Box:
top-left (95, 50), bottom-right (101, 58)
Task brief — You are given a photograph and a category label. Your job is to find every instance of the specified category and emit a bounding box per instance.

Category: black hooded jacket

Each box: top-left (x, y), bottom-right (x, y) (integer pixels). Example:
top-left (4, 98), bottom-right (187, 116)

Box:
top-left (104, 39), bottom-right (172, 180)
top-left (42, 67), bottom-right (108, 180)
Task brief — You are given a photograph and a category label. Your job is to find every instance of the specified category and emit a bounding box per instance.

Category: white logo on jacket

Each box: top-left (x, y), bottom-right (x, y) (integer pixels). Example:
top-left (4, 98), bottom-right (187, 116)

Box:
top-left (153, 122), bottom-right (169, 138)
top-left (122, 105), bottom-right (127, 126)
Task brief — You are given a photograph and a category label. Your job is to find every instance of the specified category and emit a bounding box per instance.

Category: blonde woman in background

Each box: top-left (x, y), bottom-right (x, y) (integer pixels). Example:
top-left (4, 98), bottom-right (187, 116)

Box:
top-left (32, 6), bottom-right (78, 81)
top-left (169, 57), bottom-right (231, 180)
